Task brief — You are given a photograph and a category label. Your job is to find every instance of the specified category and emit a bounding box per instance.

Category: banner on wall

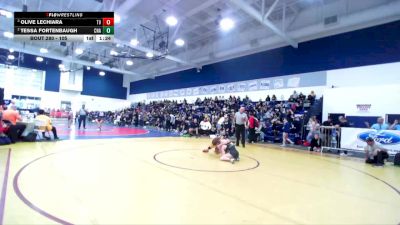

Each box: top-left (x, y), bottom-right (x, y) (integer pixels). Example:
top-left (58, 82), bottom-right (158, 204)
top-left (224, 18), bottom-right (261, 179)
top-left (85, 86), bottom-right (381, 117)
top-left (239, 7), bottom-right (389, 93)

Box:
top-left (192, 87), bottom-right (199, 96)
top-left (186, 88), bottom-right (192, 96)
top-left (259, 79), bottom-right (270, 90)
top-left (248, 80), bottom-right (258, 91)
top-left (200, 86), bottom-right (208, 95)
top-left (238, 82), bottom-right (247, 92)
top-left (287, 77), bottom-right (300, 88)
top-left (227, 83), bottom-right (235, 92)
top-left (141, 71), bottom-right (327, 99)
top-left (341, 128), bottom-right (400, 153)
top-left (218, 84), bottom-right (225, 93)
top-left (273, 79), bottom-right (284, 89)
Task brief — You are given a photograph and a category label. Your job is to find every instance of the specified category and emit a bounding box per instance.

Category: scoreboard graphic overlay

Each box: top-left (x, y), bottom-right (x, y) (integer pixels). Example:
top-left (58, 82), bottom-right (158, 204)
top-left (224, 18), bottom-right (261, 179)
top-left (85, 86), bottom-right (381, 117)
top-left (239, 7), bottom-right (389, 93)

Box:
top-left (14, 12), bottom-right (114, 42)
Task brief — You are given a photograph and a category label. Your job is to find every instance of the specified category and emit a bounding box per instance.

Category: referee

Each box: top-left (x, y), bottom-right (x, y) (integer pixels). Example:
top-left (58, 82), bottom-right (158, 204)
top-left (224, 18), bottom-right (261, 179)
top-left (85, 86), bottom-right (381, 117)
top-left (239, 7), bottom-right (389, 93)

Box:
top-left (235, 106), bottom-right (248, 148)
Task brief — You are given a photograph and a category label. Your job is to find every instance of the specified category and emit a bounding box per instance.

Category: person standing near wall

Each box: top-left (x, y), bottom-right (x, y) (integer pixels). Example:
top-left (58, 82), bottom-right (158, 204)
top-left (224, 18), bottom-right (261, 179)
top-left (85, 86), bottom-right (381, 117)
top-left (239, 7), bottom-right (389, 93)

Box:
top-left (336, 116), bottom-right (350, 156)
top-left (67, 110), bottom-right (73, 128)
top-left (281, 118), bottom-right (294, 147)
top-left (248, 111), bottom-right (259, 144)
top-left (78, 105), bottom-right (88, 129)
top-left (235, 106), bottom-right (248, 148)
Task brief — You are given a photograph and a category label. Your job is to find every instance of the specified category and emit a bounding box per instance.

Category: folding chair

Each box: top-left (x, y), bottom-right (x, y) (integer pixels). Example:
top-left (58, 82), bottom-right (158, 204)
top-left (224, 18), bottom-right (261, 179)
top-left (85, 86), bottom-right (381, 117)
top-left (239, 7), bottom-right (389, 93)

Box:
top-left (34, 119), bottom-right (51, 140)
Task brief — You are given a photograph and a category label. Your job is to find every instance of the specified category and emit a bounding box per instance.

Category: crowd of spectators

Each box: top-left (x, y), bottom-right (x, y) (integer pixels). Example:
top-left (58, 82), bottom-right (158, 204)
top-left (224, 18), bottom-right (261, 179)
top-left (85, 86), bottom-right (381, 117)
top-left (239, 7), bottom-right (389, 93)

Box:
top-left (86, 91), bottom-right (318, 144)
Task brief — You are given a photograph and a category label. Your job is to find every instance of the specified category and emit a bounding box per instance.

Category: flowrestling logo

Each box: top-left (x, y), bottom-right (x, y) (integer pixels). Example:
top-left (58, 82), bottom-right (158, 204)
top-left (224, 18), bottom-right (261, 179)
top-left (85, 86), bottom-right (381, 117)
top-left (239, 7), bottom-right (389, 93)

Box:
top-left (358, 131), bottom-right (400, 145)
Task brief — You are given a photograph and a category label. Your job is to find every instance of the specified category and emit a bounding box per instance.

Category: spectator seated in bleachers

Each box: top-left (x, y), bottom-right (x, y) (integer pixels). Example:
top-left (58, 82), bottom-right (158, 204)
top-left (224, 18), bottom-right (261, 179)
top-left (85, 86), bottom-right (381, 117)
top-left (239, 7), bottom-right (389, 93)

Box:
top-left (199, 117), bottom-right (212, 136)
top-left (188, 118), bottom-right (199, 137)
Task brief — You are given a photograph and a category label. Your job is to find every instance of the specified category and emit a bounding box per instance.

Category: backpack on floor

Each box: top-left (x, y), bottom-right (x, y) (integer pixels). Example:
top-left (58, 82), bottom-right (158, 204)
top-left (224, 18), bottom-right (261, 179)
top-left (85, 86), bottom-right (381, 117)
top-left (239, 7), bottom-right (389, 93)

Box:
top-left (394, 153), bottom-right (400, 166)
top-left (23, 132), bottom-right (37, 142)
top-left (0, 135), bottom-right (11, 145)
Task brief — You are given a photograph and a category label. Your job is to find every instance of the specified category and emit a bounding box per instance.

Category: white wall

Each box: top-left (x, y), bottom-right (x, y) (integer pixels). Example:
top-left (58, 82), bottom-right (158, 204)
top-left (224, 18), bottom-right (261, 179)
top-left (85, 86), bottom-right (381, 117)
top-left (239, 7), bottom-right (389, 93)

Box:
top-left (323, 84), bottom-right (400, 121)
top-left (327, 62), bottom-right (400, 87)
top-left (323, 61), bottom-right (400, 120)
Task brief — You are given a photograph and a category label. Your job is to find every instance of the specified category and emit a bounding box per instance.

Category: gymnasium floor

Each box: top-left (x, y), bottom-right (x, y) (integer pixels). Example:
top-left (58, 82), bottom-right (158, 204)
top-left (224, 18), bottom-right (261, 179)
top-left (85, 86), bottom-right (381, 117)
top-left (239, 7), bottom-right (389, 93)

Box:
top-left (1, 124), bottom-right (400, 224)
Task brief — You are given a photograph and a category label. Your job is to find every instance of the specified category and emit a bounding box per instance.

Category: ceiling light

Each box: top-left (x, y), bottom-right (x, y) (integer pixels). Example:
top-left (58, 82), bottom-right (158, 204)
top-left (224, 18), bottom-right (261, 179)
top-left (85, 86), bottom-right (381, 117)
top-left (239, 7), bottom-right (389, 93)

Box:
top-left (95, 60), bottom-right (102, 65)
top-left (7, 55), bottom-right (15, 60)
top-left (219, 18), bottom-right (235, 31)
top-left (110, 50), bottom-right (118, 56)
top-left (126, 60), bottom-right (133, 66)
top-left (3, 31), bottom-right (13, 38)
top-left (39, 48), bottom-right (48, 53)
top-left (175, 38), bottom-right (185, 47)
top-left (99, 71), bottom-right (105, 76)
top-left (146, 52), bottom-right (154, 58)
top-left (165, 16), bottom-right (178, 26)
top-left (75, 48), bottom-right (83, 55)
top-left (58, 64), bottom-right (65, 70)
top-left (115, 13), bottom-right (121, 24)
top-left (36, 56), bottom-right (44, 62)
top-left (130, 38), bottom-right (139, 46)
top-left (32, 69), bottom-right (37, 72)
top-left (86, 66), bottom-right (91, 70)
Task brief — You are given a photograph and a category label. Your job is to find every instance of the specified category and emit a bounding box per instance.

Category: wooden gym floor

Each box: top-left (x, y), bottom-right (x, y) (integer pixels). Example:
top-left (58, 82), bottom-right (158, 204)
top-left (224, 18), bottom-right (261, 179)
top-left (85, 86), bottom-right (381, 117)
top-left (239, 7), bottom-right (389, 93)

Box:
top-left (1, 137), bottom-right (399, 225)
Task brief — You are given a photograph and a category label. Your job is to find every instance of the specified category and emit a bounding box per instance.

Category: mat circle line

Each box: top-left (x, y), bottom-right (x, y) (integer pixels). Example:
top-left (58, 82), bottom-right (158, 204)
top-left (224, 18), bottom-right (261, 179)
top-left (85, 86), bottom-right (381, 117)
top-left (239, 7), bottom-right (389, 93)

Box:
top-left (153, 149), bottom-right (261, 172)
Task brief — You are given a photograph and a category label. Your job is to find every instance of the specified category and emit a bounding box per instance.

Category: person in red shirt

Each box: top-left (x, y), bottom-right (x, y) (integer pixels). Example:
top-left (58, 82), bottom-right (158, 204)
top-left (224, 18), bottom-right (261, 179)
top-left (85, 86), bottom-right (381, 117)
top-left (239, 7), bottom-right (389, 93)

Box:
top-left (248, 111), bottom-right (259, 144)
top-left (0, 114), bottom-right (11, 145)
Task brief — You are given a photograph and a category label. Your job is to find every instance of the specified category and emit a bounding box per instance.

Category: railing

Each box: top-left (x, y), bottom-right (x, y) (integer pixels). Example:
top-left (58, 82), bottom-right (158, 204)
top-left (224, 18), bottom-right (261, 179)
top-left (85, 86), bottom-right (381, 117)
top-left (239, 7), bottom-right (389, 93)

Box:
top-left (317, 126), bottom-right (398, 159)
top-left (319, 126), bottom-right (340, 151)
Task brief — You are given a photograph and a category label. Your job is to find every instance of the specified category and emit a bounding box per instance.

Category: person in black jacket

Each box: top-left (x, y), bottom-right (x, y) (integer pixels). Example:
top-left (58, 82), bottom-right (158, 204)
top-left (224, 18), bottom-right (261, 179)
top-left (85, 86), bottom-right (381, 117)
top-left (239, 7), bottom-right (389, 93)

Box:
top-left (310, 133), bottom-right (322, 152)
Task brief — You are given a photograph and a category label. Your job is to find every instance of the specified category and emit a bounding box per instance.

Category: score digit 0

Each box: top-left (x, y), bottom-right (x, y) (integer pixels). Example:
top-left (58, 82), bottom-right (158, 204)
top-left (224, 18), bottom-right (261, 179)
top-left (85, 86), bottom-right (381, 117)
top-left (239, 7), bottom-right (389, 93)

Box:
top-left (102, 18), bottom-right (114, 26)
